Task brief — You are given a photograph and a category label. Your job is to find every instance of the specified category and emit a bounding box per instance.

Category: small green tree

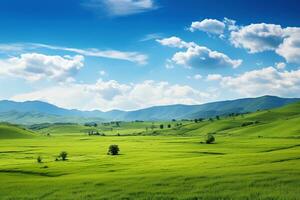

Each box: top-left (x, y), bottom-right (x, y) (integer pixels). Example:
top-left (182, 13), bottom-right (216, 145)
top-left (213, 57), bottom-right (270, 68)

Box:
top-left (108, 144), bottom-right (120, 155)
top-left (167, 124), bottom-right (171, 128)
top-left (206, 134), bottom-right (215, 144)
top-left (37, 156), bottom-right (42, 163)
top-left (59, 151), bottom-right (68, 161)
top-left (160, 124), bottom-right (164, 129)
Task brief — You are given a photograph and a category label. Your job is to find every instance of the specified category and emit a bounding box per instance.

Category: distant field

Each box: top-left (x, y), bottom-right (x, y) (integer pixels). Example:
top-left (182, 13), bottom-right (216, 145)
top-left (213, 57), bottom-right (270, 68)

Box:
top-left (0, 102), bottom-right (300, 199)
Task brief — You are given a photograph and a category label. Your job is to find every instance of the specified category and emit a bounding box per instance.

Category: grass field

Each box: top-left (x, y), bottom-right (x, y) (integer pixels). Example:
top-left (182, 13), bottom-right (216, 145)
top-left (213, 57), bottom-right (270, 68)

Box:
top-left (0, 102), bottom-right (300, 199)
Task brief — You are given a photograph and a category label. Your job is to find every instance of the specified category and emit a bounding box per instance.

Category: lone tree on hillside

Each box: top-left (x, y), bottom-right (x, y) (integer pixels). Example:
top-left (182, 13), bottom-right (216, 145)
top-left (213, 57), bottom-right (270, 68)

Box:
top-left (167, 124), bottom-right (171, 128)
top-left (205, 134), bottom-right (215, 144)
top-left (59, 151), bottom-right (68, 161)
top-left (108, 144), bottom-right (120, 155)
top-left (160, 124), bottom-right (164, 129)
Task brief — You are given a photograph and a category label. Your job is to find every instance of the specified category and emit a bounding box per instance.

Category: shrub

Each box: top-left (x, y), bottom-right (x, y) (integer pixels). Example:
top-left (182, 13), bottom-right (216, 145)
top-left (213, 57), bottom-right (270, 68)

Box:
top-left (37, 156), bottom-right (42, 163)
top-left (167, 124), bottom-right (171, 128)
top-left (107, 144), bottom-right (120, 155)
top-left (160, 124), bottom-right (164, 129)
top-left (206, 134), bottom-right (215, 144)
top-left (241, 121), bottom-right (255, 127)
top-left (59, 151), bottom-right (68, 161)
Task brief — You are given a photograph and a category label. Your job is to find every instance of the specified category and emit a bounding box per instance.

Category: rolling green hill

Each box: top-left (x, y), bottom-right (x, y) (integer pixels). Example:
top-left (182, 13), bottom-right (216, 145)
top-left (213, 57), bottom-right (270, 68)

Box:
top-left (0, 111), bottom-right (104, 125)
top-left (0, 123), bottom-right (36, 139)
top-left (151, 101), bottom-right (300, 138)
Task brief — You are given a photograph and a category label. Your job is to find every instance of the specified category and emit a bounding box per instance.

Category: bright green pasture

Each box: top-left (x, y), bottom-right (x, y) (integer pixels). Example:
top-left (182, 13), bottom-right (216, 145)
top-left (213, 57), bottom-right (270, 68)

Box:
top-left (0, 134), bottom-right (299, 200)
top-left (1, 102), bottom-right (300, 199)
top-left (35, 121), bottom-right (188, 136)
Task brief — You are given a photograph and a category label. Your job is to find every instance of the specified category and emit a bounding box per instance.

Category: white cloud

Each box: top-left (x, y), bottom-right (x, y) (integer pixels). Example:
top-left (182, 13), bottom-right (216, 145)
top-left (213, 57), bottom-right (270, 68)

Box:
top-left (275, 62), bottom-right (286, 70)
top-left (189, 19), bottom-right (225, 35)
top-left (230, 23), bottom-right (285, 53)
top-left (193, 74), bottom-right (202, 80)
top-left (157, 36), bottom-right (242, 69)
top-left (140, 33), bottom-right (162, 42)
top-left (0, 43), bottom-right (148, 65)
top-left (208, 66), bottom-right (300, 97)
top-left (228, 23), bottom-right (300, 64)
top-left (172, 45), bottom-right (242, 69)
top-left (206, 74), bottom-right (222, 81)
top-left (33, 43), bottom-right (148, 65)
top-left (187, 74), bottom-right (202, 80)
top-left (156, 36), bottom-right (195, 48)
top-left (0, 44), bottom-right (26, 52)
top-left (276, 28), bottom-right (300, 64)
top-left (11, 79), bottom-right (214, 111)
top-left (0, 53), bottom-right (84, 82)
top-left (223, 17), bottom-right (239, 31)
top-left (99, 70), bottom-right (107, 76)
top-left (84, 0), bottom-right (156, 17)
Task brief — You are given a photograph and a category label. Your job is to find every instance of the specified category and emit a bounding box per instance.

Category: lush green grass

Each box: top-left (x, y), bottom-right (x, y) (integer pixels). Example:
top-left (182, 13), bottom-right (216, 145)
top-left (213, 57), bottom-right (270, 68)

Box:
top-left (0, 123), bottom-right (36, 139)
top-left (0, 102), bottom-right (300, 199)
top-left (34, 121), bottom-right (187, 136)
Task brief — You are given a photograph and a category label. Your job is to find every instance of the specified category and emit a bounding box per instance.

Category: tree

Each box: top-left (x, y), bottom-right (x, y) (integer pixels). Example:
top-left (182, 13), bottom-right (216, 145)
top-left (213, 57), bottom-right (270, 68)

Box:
top-left (160, 124), bottom-right (164, 129)
top-left (59, 151), bottom-right (68, 161)
top-left (167, 124), bottom-right (171, 128)
top-left (37, 156), bottom-right (42, 163)
top-left (216, 115), bottom-right (220, 120)
top-left (206, 134), bottom-right (215, 144)
top-left (108, 144), bottom-right (120, 155)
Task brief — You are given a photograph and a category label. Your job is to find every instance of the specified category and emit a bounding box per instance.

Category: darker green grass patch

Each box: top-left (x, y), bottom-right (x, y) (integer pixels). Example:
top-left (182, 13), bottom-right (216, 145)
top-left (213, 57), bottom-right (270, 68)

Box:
top-left (187, 151), bottom-right (226, 155)
top-left (270, 157), bottom-right (300, 163)
top-left (261, 144), bottom-right (300, 152)
top-left (0, 169), bottom-right (66, 177)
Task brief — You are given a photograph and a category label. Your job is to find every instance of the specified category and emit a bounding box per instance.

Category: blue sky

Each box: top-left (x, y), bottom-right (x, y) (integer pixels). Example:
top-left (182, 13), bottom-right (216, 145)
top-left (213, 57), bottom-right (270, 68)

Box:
top-left (0, 0), bottom-right (300, 111)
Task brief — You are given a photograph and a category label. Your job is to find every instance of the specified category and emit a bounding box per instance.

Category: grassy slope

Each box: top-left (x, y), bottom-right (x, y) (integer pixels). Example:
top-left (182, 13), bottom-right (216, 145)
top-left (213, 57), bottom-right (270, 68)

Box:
top-left (35, 121), bottom-right (187, 136)
top-left (0, 102), bottom-right (299, 199)
top-left (0, 123), bottom-right (36, 139)
top-left (154, 101), bottom-right (300, 138)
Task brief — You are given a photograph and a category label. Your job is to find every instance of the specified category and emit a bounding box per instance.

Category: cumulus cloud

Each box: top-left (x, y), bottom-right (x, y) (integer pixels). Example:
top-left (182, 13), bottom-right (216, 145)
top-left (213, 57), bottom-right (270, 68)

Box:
top-left (156, 36), bottom-right (194, 48)
top-left (157, 36), bottom-right (242, 69)
top-left (229, 23), bottom-right (300, 64)
top-left (189, 19), bottom-right (225, 35)
top-left (207, 66), bottom-right (300, 97)
top-left (11, 79), bottom-right (213, 111)
top-left (230, 23), bottom-right (285, 53)
top-left (83, 0), bottom-right (157, 17)
top-left (0, 53), bottom-right (84, 82)
top-left (276, 28), bottom-right (300, 64)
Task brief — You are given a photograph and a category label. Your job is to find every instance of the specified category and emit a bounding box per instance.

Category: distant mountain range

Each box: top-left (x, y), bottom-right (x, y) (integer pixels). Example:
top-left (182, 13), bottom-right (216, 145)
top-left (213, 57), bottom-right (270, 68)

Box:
top-left (0, 96), bottom-right (299, 124)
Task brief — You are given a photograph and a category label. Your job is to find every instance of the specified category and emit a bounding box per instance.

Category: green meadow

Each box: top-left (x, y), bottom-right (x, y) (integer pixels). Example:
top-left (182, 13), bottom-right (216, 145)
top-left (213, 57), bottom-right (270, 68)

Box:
top-left (0, 102), bottom-right (300, 199)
